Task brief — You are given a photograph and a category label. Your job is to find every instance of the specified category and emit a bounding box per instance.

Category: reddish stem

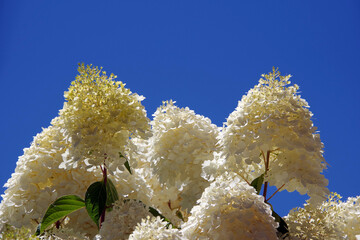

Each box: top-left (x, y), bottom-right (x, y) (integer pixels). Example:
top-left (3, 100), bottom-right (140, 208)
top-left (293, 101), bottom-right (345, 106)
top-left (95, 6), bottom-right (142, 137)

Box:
top-left (265, 150), bottom-right (270, 170)
top-left (55, 220), bottom-right (61, 229)
top-left (263, 182), bottom-right (268, 202)
top-left (266, 183), bottom-right (285, 202)
top-left (103, 166), bottom-right (107, 185)
top-left (100, 208), bottom-right (106, 228)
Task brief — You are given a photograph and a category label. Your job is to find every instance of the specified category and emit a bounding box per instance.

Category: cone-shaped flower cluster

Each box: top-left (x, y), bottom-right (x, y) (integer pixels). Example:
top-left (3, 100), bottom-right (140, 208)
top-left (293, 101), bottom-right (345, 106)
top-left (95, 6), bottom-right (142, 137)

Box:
top-left (181, 172), bottom-right (278, 240)
top-left (146, 100), bottom-right (219, 211)
top-left (55, 64), bottom-right (150, 171)
top-left (149, 101), bottom-right (219, 186)
top-left (220, 68), bottom-right (329, 204)
top-left (130, 100), bottom-right (219, 223)
top-left (0, 64), bottom-right (151, 239)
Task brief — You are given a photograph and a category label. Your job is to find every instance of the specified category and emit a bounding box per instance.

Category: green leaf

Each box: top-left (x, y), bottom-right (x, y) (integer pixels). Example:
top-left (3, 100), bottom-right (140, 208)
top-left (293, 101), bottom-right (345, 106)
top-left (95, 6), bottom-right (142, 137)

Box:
top-left (272, 210), bottom-right (289, 239)
top-left (176, 210), bottom-right (184, 221)
top-left (106, 178), bottom-right (119, 207)
top-left (36, 195), bottom-right (85, 235)
top-left (85, 181), bottom-right (107, 228)
top-left (124, 159), bottom-right (132, 174)
top-left (250, 173), bottom-right (264, 194)
top-left (119, 152), bottom-right (132, 174)
top-left (149, 206), bottom-right (171, 224)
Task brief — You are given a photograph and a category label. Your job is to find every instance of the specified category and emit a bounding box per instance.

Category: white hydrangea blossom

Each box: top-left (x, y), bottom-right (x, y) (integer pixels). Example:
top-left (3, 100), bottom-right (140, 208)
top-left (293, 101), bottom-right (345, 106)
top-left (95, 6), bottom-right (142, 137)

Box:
top-left (0, 224), bottom-right (37, 240)
top-left (220, 68), bottom-right (329, 205)
top-left (53, 64), bottom-right (150, 171)
top-left (0, 65), bottom-right (152, 238)
top-left (201, 152), bottom-right (227, 182)
top-left (339, 196), bottom-right (360, 240)
top-left (39, 226), bottom-right (90, 240)
top-left (286, 193), bottom-right (360, 240)
top-left (0, 126), bottom-right (100, 236)
top-left (138, 100), bottom-right (219, 214)
top-left (181, 172), bottom-right (278, 240)
top-left (95, 199), bottom-right (151, 240)
top-left (128, 216), bottom-right (182, 240)
top-left (150, 101), bottom-right (218, 185)
top-left (111, 169), bottom-right (152, 209)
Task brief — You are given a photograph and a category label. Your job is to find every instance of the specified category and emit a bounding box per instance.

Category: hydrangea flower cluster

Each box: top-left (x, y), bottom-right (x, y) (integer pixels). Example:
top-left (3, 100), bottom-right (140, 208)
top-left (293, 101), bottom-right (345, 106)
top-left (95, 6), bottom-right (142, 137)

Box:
top-left (128, 216), bottom-right (181, 240)
top-left (54, 64), bottom-right (150, 171)
top-left (220, 68), bottom-right (329, 205)
top-left (136, 100), bottom-right (219, 215)
top-left (39, 226), bottom-right (90, 240)
top-left (181, 172), bottom-right (278, 240)
top-left (0, 224), bottom-right (37, 240)
top-left (0, 65), bottom-right (151, 239)
top-left (149, 100), bottom-right (218, 186)
top-left (0, 126), bottom-right (100, 233)
top-left (286, 193), bottom-right (360, 240)
top-left (0, 66), bottom-right (357, 239)
top-left (95, 199), bottom-right (151, 240)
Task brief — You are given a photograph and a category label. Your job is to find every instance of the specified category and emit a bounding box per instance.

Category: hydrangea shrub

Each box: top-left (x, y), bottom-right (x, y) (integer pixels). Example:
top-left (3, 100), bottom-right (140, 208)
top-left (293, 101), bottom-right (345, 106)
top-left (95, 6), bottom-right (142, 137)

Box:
top-left (0, 65), bottom-right (358, 240)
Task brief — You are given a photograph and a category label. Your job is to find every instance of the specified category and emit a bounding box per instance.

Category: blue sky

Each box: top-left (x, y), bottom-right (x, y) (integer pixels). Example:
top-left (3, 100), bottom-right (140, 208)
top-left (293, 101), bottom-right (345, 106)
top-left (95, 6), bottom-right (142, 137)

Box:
top-left (1, 1), bottom-right (359, 217)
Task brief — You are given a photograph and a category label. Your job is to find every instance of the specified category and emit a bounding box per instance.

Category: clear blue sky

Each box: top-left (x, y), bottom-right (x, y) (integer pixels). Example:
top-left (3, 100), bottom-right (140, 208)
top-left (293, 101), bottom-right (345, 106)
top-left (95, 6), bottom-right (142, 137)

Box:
top-left (1, 1), bottom-right (359, 217)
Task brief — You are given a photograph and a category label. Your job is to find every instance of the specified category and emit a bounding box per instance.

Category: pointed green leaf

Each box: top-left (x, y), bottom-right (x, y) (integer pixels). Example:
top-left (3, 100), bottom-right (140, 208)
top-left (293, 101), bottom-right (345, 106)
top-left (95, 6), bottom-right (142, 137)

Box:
top-left (85, 181), bottom-right (107, 228)
top-left (119, 152), bottom-right (132, 174)
top-left (176, 210), bottom-right (184, 221)
top-left (272, 210), bottom-right (289, 239)
top-left (149, 206), bottom-right (171, 224)
top-left (36, 195), bottom-right (85, 235)
top-left (106, 178), bottom-right (119, 207)
top-left (250, 173), bottom-right (264, 194)
top-left (124, 159), bottom-right (132, 174)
